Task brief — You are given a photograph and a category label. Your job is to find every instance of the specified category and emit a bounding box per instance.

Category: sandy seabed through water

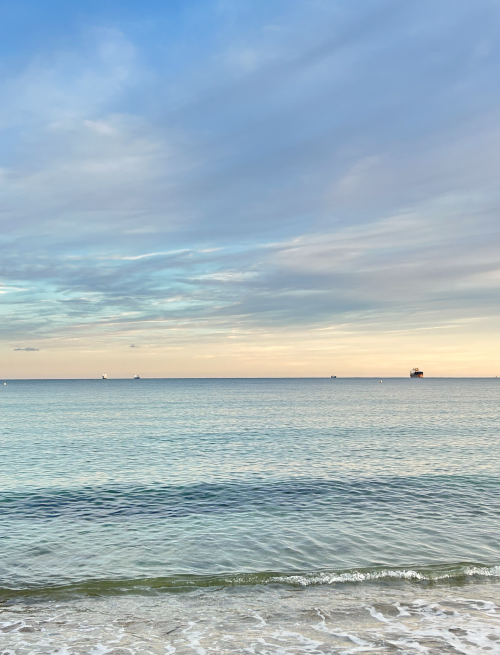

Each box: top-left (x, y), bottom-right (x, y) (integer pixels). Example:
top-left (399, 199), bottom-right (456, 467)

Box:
top-left (2, 580), bottom-right (500, 654)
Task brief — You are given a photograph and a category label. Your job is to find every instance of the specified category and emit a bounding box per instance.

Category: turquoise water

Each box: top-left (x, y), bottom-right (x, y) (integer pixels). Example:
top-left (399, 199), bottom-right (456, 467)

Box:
top-left (1, 378), bottom-right (500, 653)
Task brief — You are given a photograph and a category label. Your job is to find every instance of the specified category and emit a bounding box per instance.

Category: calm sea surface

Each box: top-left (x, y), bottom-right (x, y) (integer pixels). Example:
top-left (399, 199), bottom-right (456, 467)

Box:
top-left (1, 378), bottom-right (499, 653)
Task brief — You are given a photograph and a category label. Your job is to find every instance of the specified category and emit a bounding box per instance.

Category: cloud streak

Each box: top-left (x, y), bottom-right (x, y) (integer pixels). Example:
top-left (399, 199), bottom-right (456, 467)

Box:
top-left (1, 0), bottom-right (500, 374)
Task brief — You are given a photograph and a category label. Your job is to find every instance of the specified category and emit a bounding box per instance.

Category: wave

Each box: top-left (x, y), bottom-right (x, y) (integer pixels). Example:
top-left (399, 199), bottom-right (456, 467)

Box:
top-left (2, 562), bottom-right (500, 602)
top-left (2, 475), bottom-right (498, 521)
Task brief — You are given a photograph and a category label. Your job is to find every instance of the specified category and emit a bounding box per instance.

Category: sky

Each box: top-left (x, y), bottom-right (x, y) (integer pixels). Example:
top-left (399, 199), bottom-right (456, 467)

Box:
top-left (1, 0), bottom-right (499, 378)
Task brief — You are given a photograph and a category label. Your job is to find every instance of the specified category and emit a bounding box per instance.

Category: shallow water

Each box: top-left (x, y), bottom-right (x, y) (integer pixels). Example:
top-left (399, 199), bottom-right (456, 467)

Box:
top-left (1, 378), bottom-right (499, 652)
top-left (3, 581), bottom-right (500, 654)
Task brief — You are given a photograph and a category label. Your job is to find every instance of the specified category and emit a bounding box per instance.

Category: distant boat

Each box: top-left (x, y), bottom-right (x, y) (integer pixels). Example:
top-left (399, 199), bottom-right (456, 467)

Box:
top-left (102, 374), bottom-right (107, 380)
top-left (331, 375), bottom-right (336, 378)
top-left (133, 374), bottom-right (140, 379)
top-left (410, 368), bottom-right (423, 378)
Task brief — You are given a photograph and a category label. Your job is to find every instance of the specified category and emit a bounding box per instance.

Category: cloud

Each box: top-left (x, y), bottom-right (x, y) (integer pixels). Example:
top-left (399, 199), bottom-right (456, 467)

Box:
top-left (14, 347), bottom-right (39, 351)
top-left (0, 28), bottom-right (137, 130)
top-left (0, 0), bottom-right (500, 361)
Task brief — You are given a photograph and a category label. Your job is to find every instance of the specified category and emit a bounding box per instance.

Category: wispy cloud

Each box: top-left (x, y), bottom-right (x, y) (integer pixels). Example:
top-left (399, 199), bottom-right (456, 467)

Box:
top-left (1, 0), bottom-right (500, 373)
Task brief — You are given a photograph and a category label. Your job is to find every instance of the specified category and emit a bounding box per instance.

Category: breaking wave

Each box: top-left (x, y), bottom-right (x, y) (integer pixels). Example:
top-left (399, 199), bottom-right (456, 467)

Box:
top-left (2, 562), bottom-right (500, 602)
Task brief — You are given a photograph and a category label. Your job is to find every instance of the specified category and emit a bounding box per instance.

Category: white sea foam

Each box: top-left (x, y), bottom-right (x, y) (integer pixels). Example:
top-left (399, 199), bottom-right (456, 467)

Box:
top-left (2, 580), bottom-right (500, 654)
top-left (267, 564), bottom-right (500, 587)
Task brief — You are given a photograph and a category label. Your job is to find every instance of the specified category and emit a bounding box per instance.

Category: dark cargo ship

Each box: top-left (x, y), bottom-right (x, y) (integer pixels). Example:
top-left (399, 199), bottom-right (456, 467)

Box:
top-left (410, 368), bottom-right (423, 378)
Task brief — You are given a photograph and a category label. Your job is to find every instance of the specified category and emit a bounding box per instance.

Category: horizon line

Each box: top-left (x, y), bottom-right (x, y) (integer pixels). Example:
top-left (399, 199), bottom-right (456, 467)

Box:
top-left (1, 376), bottom-right (498, 381)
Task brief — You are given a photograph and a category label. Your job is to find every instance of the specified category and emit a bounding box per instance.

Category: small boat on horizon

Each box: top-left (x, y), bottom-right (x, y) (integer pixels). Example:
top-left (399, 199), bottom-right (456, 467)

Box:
top-left (102, 374), bottom-right (107, 380)
top-left (331, 375), bottom-right (336, 378)
top-left (410, 368), bottom-right (423, 378)
top-left (133, 374), bottom-right (140, 379)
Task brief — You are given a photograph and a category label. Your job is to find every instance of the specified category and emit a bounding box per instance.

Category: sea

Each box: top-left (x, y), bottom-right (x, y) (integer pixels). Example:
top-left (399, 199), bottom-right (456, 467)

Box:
top-left (1, 377), bottom-right (499, 654)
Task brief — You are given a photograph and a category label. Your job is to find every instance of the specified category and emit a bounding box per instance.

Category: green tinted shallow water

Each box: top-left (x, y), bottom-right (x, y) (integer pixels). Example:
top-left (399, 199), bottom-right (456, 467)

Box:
top-left (1, 378), bottom-right (499, 592)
